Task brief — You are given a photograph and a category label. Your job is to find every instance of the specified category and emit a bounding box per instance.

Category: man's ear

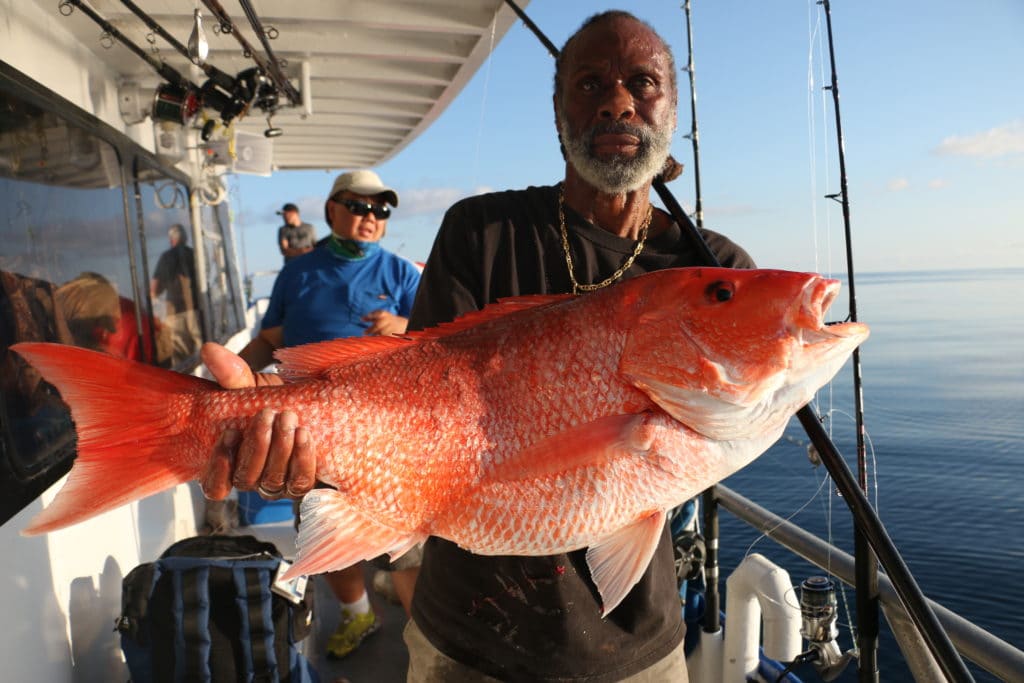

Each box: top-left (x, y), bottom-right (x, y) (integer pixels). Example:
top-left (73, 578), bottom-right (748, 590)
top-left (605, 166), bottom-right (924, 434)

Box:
top-left (552, 93), bottom-right (559, 137)
top-left (552, 95), bottom-right (567, 160)
top-left (323, 200), bottom-right (333, 229)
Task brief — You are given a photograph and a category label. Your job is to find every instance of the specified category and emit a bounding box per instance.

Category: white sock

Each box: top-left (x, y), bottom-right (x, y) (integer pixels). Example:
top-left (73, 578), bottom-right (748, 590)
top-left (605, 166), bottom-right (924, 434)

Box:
top-left (341, 593), bottom-right (370, 616)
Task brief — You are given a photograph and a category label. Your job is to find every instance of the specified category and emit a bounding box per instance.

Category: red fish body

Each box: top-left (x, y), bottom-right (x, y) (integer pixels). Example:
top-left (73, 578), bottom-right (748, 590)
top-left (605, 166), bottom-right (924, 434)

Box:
top-left (13, 267), bottom-right (868, 615)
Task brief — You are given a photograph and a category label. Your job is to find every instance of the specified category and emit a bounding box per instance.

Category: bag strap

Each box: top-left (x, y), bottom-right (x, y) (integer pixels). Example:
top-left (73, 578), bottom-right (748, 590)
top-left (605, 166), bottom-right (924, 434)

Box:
top-left (156, 556), bottom-right (281, 683)
top-left (233, 563), bottom-right (279, 682)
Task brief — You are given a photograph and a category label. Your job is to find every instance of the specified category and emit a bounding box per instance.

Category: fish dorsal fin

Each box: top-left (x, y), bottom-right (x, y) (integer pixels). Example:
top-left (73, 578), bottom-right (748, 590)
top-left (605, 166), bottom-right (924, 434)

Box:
top-left (275, 336), bottom-right (413, 380)
top-left (275, 293), bottom-right (572, 380)
top-left (413, 294), bottom-right (573, 340)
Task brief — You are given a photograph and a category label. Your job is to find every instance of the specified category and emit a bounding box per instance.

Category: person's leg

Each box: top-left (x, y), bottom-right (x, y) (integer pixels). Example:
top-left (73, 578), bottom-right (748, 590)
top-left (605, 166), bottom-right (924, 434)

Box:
top-left (370, 543), bottom-right (422, 616)
top-left (324, 564), bottom-right (368, 602)
top-left (391, 566), bottom-right (419, 617)
top-left (324, 563), bottom-right (379, 659)
top-left (617, 636), bottom-right (688, 682)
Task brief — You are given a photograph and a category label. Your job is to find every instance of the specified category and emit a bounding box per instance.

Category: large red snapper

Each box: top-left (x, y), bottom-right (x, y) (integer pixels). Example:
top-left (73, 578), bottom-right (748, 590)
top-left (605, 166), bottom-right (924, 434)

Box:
top-left (12, 267), bottom-right (868, 615)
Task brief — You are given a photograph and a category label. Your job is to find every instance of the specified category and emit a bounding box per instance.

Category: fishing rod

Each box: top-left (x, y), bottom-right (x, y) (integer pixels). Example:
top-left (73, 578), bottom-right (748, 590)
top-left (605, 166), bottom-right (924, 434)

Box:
top-left (681, 0), bottom-right (704, 231)
top-left (817, 1), bottom-right (878, 680)
top-left (58, 0), bottom-right (280, 135)
top-left (237, 0), bottom-right (292, 89)
top-left (502, 1), bottom-right (974, 680)
top-left (200, 0), bottom-right (300, 106)
top-left (58, 0), bottom-right (193, 93)
top-left (116, 0), bottom-right (235, 92)
top-left (115, 0), bottom-right (259, 136)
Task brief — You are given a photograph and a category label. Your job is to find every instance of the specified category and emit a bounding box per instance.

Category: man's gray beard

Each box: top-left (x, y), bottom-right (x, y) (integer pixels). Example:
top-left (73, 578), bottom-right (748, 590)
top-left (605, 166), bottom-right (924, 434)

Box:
top-left (558, 112), bottom-right (675, 195)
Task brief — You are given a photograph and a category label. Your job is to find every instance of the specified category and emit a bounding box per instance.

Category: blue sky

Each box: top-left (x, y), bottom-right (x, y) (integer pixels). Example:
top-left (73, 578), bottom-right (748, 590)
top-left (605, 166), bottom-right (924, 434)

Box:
top-left (233, 0), bottom-right (1024, 295)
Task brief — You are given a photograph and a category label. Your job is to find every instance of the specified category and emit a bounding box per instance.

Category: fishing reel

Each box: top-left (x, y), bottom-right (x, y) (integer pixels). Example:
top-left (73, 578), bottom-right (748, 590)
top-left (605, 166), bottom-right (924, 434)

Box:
top-left (198, 67), bottom-right (279, 133)
top-left (672, 529), bottom-right (705, 585)
top-left (791, 576), bottom-right (858, 681)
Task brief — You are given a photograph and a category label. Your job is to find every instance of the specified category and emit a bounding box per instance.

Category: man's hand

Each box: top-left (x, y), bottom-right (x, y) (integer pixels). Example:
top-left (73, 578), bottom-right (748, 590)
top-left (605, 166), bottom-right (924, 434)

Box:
top-left (282, 245), bottom-right (313, 260)
top-left (362, 310), bottom-right (408, 337)
top-left (199, 342), bottom-right (316, 502)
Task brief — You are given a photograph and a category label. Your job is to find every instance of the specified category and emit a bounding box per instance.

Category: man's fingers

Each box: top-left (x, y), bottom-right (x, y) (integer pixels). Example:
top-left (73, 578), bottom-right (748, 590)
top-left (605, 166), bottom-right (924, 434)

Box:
top-left (259, 411), bottom-right (297, 498)
top-left (286, 427), bottom-right (316, 498)
top-left (201, 429), bottom-right (239, 500)
top-left (232, 408), bottom-right (274, 490)
top-left (201, 342), bottom-right (255, 390)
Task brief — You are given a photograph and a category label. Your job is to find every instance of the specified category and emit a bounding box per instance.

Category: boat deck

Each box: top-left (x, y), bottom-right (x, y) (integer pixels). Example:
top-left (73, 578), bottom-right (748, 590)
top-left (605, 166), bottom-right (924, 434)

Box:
top-left (305, 569), bottom-right (410, 683)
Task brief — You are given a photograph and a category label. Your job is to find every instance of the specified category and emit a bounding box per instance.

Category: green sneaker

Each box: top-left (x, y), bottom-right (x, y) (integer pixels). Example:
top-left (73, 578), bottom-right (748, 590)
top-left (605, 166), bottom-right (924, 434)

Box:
top-left (326, 608), bottom-right (380, 659)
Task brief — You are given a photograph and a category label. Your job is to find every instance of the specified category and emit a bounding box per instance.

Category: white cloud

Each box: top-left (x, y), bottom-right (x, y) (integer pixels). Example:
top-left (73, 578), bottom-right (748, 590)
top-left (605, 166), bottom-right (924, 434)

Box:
top-left (887, 178), bottom-right (910, 192)
top-left (927, 178), bottom-right (948, 189)
top-left (935, 120), bottom-right (1024, 158)
top-left (399, 187), bottom-right (471, 217)
top-left (704, 203), bottom-right (758, 217)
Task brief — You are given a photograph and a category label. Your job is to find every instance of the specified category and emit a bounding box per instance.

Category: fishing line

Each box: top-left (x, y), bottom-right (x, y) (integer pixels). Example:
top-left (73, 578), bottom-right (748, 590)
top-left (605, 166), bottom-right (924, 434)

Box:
top-left (805, 8), bottom-right (821, 271)
top-left (824, 408), bottom-right (880, 512)
top-left (740, 472), bottom-right (830, 561)
top-left (806, 4), bottom-right (834, 280)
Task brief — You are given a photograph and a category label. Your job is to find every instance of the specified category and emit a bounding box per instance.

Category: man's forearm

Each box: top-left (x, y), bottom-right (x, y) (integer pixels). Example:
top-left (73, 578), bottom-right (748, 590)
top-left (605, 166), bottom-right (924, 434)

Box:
top-left (238, 334), bottom-right (276, 372)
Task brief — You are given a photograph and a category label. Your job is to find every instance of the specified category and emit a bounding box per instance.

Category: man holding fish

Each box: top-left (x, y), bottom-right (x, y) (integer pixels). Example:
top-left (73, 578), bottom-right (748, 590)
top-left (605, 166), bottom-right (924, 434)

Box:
top-left (200, 11), bottom-right (738, 681)
top-left (193, 10), bottom-right (789, 683)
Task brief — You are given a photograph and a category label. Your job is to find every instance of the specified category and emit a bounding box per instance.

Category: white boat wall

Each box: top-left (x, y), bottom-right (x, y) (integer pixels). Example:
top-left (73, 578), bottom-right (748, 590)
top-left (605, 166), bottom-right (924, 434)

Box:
top-left (0, 1), bottom-right (523, 680)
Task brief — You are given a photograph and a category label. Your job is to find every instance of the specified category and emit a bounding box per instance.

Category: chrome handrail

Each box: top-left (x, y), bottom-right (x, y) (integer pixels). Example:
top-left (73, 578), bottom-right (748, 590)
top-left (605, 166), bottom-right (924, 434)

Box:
top-left (714, 484), bottom-right (1024, 682)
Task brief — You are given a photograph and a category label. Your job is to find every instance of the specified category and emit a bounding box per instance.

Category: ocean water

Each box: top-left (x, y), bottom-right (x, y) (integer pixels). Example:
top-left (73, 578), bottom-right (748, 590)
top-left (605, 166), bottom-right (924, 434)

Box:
top-left (717, 268), bottom-right (1024, 681)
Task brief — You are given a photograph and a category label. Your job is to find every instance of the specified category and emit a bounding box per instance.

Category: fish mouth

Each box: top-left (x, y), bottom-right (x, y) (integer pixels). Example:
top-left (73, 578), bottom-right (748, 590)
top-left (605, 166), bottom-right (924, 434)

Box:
top-left (794, 276), bottom-right (869, 347)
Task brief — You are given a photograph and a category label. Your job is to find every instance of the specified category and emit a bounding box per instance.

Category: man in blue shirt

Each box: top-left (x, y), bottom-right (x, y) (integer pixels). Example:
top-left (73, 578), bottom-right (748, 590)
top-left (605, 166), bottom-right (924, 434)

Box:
top-left (237, 169), bottom-right (421, 660)
top-left (242, 170), bottom-right (419, 362)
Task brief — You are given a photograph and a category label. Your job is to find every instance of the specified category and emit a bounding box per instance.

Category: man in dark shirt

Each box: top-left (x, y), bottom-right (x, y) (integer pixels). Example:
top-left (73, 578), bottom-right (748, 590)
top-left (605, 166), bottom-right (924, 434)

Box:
top-left (277, 202), bottom-right (317, 262)
top-left (150, 224), bottom-right (201, 363)
top-left (199, 10), bottom-right (753, 681)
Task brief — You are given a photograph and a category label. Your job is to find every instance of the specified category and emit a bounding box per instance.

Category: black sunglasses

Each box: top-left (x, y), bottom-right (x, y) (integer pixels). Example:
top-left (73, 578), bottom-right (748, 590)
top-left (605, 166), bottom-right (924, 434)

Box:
top-left (336, 198), bottom-right (391, 220)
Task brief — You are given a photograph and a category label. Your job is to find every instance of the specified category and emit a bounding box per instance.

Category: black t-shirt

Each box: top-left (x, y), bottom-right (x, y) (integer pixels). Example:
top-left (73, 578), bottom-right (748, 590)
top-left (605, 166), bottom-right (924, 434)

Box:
top-left (408, 184), bottom-right (754, 682)
top-left (152, 244), bottom-right (197, 314)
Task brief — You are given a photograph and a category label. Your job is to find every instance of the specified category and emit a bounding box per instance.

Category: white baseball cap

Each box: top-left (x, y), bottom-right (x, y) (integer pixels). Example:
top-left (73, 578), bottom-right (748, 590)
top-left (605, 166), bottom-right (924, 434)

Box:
top-left (328, 169), bottom-right (399, 207)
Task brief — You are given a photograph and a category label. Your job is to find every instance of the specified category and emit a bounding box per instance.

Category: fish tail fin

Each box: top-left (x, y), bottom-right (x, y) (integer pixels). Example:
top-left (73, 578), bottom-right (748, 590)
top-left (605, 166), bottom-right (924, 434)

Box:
top-left (12, 342), bottom-right (215, 535)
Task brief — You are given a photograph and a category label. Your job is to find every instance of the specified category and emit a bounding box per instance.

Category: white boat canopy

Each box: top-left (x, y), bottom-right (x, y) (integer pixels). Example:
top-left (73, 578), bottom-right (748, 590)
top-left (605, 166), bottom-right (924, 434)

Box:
top-left (15, 0), bottom-right (527, 171)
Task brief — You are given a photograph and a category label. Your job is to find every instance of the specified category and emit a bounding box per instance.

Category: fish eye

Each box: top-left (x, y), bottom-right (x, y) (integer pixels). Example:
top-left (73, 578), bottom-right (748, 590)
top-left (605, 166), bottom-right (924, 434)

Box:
top-left (705, 280), bottom-right (734, 303)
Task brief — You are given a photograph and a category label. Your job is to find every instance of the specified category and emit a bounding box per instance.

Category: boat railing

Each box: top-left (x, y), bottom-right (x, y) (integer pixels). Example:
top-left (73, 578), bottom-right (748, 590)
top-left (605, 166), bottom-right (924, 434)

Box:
top-left (712, 484), bottom-right (1024, 682)
top-left (243, 269), bottom-right (280, 308)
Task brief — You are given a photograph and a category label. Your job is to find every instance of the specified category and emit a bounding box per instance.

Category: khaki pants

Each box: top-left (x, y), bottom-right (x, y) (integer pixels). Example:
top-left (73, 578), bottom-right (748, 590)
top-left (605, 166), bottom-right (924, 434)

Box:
top-left (404, 618), bottom-right (688, 683)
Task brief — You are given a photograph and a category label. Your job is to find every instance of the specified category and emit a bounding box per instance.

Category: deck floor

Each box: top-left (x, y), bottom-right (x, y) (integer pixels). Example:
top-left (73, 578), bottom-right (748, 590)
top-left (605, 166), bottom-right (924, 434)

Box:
top-left (304, 569), bottom-right (410, 683)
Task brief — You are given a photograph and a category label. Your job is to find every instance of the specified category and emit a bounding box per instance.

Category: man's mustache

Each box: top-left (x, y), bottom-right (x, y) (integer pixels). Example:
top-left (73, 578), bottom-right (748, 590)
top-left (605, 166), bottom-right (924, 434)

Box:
top-left (584, 121), bottom-right (652, 145)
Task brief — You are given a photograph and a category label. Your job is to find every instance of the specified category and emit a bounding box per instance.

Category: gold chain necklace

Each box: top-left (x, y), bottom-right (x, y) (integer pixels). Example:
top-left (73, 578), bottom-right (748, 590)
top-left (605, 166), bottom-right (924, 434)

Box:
top-left (558, 186), bottom-right (653, 295)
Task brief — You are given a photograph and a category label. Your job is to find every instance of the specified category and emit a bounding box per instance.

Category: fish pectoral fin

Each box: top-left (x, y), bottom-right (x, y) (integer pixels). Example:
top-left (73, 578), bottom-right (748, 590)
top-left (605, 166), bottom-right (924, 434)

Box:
top-left (283, 488), bottom-right (426, 580)
top-left (489, 413), bottom-right (652, 481)
top-left (586, 509), bottom-right (667, 617)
